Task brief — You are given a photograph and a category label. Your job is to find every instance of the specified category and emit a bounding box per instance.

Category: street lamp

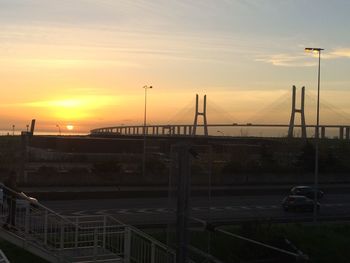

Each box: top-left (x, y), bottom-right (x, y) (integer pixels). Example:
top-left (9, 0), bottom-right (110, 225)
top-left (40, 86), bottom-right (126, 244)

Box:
top-left (143, 85), bottom-right (153, 177)
top-left (305, 47), bottom-right (324, 222)
top-left (56, 124), bottom-right (61, 136)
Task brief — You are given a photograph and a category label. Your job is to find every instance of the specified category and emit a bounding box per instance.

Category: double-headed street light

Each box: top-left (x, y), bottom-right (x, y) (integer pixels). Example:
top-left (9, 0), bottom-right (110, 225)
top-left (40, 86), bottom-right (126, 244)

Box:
top-left (305, 47), bottom-right (324, 222)
top-left (143, 85), bottom-right (153, 177)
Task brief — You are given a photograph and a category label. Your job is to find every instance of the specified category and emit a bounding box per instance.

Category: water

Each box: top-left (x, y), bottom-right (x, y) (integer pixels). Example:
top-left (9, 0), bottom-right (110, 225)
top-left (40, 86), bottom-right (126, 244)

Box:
top-left (0, 130), bottom-right (88, 136)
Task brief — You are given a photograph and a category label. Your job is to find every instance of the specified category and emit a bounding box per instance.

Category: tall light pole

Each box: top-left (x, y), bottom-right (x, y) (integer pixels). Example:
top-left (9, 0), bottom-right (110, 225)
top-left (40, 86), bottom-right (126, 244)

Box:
top-left (56, 124), bottom-right (61, 136)
top-left (305, 47), bottom-right (324, 222)
top-left (143, 85), bottom-right (153, 177)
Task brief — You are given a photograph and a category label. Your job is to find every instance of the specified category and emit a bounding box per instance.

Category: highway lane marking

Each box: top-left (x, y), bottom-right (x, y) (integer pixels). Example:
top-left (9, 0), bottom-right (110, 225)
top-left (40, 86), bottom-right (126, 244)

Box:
top-left (116, 209), bottom-right (133, 215)
top-left (136, 209), bottom-right (156, 214)
top-left (58, 202), bottom-right (349, 216)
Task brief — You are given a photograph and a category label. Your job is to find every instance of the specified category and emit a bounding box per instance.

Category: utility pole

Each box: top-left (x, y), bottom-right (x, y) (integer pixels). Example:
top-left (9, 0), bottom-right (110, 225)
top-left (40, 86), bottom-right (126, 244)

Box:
top-left (142, 85), bottom-right (152, 177)
top-left (172, 143), bottom-right (192, 263)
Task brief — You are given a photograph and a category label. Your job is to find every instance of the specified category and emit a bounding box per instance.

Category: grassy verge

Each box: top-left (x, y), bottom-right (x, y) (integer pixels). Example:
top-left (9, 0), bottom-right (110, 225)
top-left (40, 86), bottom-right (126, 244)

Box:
top-left (147, 222), bottom-right (350, 263)
top-left (0, 239), bottom-right (49, 263)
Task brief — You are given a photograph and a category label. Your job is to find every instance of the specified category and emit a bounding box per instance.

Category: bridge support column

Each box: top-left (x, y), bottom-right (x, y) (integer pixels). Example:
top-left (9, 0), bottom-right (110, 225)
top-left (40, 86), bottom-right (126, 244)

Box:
top-left (339, 127), bottom-right (344, 139)
top-left (321, 126), bottom-right (326, 139)
top-left (177, 126), bottom-right (181, 135)
top-left (192, 94), bottom-right (208, 136)
top-left (288, 86), bottom-right (307, 138)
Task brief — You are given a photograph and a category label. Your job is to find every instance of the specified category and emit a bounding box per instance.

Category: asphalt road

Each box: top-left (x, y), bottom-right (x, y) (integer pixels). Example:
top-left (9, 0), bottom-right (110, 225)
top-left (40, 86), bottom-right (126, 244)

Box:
top-left (42, 193), bottom-right (350, 226)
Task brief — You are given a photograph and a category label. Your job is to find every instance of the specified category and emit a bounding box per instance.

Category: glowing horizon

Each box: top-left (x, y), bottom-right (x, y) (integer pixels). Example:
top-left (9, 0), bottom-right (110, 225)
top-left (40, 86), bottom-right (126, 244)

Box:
top-left (1, 1), bottom-right (350, 133)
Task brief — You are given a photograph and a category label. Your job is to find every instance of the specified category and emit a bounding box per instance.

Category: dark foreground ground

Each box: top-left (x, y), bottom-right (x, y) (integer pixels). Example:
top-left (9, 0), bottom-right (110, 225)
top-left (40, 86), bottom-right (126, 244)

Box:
top-left (147, 222), bottom-right (350, 263)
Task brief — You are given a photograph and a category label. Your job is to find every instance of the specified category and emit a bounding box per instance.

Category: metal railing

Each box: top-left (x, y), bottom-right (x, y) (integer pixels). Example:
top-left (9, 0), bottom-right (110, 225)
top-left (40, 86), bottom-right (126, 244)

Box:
top-left (0, 249), bottom-right (10, 263)
top-left (64, 215), bottom-right (177, 263)
top-left (0, 183), bottom-right (178, 263)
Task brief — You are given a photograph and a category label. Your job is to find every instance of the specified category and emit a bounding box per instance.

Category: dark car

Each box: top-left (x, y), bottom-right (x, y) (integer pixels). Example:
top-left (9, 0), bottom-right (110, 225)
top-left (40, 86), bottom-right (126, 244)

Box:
top-left (290, 186), bottom-right (324, 200)
top-left (282, 195), bottom-right (320, 212)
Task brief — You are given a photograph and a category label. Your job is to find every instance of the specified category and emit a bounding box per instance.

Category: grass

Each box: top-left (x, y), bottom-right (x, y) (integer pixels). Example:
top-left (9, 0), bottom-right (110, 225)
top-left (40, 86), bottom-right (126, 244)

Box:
top-left (0, 239), bottom-right (49, 263)
top-left (146, 222), bottom-right (350, 263)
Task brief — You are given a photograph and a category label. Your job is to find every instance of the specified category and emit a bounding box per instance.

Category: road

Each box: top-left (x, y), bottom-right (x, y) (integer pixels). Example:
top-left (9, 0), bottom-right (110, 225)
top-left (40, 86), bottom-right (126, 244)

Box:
top-left (42, 193), bottom-right (350, 227)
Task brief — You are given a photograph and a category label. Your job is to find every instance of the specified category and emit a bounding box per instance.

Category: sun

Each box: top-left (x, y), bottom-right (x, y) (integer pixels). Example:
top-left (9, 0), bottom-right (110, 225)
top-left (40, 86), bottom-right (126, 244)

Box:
top-left (66, 125), bottom-right (74, 131)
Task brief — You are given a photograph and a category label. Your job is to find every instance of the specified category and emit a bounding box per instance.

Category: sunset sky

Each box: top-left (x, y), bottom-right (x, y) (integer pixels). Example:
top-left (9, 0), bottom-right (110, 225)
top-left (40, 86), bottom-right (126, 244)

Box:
top-left (1, 0), bottom-right (350, 133)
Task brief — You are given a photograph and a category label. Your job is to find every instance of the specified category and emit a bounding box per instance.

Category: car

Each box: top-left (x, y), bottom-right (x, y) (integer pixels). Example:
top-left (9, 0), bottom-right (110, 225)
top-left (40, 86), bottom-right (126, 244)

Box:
top-left (282, 195), bottom-right (320, 212)
top-left (290, 186), bottom-right (324, 200)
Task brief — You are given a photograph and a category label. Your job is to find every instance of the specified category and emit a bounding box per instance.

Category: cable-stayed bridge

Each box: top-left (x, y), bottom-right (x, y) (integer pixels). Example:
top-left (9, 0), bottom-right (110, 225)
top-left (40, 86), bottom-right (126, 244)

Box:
top-left (91, 86), bottom-right (350, 140)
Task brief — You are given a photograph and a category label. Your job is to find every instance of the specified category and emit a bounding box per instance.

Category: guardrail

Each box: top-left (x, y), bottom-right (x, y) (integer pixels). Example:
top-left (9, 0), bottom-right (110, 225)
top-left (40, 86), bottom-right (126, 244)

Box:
top-left (0, 183), bottom-right (179, 263)
top-left (0, 249), bottom-right (10, 263)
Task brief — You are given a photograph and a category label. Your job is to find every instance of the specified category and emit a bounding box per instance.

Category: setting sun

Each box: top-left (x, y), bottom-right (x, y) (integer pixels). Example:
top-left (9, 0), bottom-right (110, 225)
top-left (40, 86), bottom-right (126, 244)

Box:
top-left (66, 125), bottom-right (74, 131)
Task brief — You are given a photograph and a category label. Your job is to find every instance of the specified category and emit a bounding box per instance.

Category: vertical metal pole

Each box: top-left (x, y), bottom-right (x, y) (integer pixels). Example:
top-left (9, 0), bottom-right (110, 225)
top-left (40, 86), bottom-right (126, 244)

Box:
top-left (93, 228), bottom-right (98, 261)
top-left (175, 144), bottom-right (191, 263)
top-left (124, 227), bottom-right (131, 263)
top-left (151, 242), bottom-right (155, 263)
top-left (75, 217), bottom-right (78, 248)
top-left (102, 215), bottom-right (106, 249)
top-left (314, 50), bottom-right (321, 223)
top-left (143, 86), bottom-right (152, 177)
top-left (24, 205), bottom-right (30, 234)
top-left (44, 211), bottom-right (48, 245)
top-left (60, 221), bottom-right (64, 250)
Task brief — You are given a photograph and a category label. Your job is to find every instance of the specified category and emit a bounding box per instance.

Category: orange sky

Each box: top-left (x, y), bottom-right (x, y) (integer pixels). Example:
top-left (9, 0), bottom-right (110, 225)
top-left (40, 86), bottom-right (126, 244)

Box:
top-left (1, 1), bottom-right (350, 134)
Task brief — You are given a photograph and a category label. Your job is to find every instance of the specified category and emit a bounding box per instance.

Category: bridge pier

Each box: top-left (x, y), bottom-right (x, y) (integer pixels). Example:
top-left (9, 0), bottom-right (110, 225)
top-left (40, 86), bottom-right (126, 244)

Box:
top-left (192, 94), bottom-right (208, 136)
top-left (346, 127), bottom-right (350, 140)
top-left (288, 86), bottom-right (307, 138)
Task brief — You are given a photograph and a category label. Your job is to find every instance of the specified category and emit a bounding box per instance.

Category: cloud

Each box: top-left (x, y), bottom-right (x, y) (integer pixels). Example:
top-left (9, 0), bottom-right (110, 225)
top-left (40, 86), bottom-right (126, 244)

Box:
top-left (256, 47), bottom-right (350, 67)
top-left (328, 48), bottom-right (350, 59)
top-left (255, 53), bottom-right (316, 67)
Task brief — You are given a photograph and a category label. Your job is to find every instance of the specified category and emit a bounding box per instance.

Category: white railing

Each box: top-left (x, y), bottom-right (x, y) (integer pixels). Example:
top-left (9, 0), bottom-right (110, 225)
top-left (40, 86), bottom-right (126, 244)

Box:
top-left (0, 249), bottom-right (10, 263)
top-left (0, 183), bottom-right (179, 263)
top-left (65, 215), bottom-right (177, 263)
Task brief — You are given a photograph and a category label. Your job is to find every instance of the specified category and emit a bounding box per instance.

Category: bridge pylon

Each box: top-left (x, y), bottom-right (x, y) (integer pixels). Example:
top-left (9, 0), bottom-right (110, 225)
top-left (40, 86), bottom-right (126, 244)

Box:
top-left (192, 94), bottom-right (208, 136)
top-left (288, 85), bottom-right (307, 138)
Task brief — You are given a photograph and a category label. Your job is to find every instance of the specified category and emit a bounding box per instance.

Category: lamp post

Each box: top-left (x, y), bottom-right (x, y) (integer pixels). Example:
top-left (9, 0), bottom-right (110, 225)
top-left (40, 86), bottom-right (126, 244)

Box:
top-left (305, 47), bottom-right (324, 222)
top-left (56, 124), bottom-right (61, 136)
top-left (143, 85), bottom-right (153, 177)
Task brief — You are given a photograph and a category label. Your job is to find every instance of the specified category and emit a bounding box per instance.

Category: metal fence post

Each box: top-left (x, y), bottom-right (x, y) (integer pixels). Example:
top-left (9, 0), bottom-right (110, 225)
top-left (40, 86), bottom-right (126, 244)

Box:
top-left (124, 227), bottom-right (131, 263)
top-left (44, 210), bottom-right (48, 246)
top-left (151, 242), bottom-right (155, 263)
top-left (93, 228), bottom-right (98, 261)
top-left (75, 217), bottom-right (78, 248)
top-left (24, 204), bottom-right (30, 234)
top-left (60, 221), bottom-right (64, 250)
top-left (103, 215), bottom-right (106, 249)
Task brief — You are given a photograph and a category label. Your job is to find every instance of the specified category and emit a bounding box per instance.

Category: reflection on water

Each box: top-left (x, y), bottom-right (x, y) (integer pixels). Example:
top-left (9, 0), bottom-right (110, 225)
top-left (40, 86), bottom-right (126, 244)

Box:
top-left (0, 130), bottom-right (88, 136)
